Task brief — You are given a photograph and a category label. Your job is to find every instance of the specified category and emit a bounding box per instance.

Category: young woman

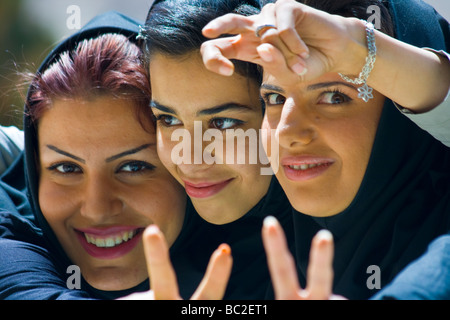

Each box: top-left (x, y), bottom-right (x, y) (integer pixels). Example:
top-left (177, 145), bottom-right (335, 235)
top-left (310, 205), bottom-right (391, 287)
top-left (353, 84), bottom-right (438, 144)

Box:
top-left (0, 11), bottom-right (192, 299)
top-left (200, 0), bottom-right (450, 299)
top-left (138, 0), bottom-right (294, 299)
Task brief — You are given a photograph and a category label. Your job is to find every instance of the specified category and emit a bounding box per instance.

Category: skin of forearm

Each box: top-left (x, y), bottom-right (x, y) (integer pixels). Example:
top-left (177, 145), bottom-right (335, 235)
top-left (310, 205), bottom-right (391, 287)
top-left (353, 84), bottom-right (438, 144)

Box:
top-left (365, 28), bottom-right (450, 112)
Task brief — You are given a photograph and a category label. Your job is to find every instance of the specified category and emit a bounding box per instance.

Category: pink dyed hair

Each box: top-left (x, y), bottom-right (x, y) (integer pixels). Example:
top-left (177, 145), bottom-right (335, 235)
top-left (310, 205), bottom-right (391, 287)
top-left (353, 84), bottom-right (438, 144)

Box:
top-left (27, 33), bottom-right (153, 129)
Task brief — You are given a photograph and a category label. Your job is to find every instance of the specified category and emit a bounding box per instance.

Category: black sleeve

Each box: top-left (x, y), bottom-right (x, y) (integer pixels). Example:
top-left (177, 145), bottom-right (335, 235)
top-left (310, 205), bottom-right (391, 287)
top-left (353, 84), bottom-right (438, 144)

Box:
top-left (0, 239), bottom-right (94, 300)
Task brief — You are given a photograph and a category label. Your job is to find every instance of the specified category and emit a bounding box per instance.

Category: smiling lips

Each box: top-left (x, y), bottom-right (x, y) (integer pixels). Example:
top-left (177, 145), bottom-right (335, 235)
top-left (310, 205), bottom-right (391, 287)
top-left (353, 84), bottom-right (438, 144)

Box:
top-left (281, 156), bottom-right (335, 182)
top-left (183, 178), bottom-right (233, 198)
top-left (75, 226), bottom-right (144, 260)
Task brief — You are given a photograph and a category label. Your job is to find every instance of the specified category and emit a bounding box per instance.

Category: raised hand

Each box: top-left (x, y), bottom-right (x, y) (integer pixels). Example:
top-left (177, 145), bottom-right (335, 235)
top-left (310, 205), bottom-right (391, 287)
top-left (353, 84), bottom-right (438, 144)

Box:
top-left (201, 0), bottom-right (367, 83)
top-left (262, 216), bottom-right (346, 300)
top-left (202, 0), bottom-right (450, 111)
top-left (119, 225), bottom-right (233, 300)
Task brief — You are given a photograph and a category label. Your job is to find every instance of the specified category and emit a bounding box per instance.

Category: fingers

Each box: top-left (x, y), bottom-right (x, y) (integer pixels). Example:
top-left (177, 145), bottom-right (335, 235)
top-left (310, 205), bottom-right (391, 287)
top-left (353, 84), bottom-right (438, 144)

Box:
top-left (304, 229), bottom-right (334, 300)
top-left (202, 13), bottom-right (255, 39)
top-left (274, 0), bottom-right (310, 59)
top-left (200, 37), bottom-right (238, 76)
top-left (259, 29), bottom-right (308, 77)
top-left (201, 3), bottom-right (309, 78)
top-left (201, 13), bottom-right (259, 76)
top-left (191, 244), bottom-right (233, 300)
top-left (143, 225), bottom-right (181, 300)
top-left (262, 216), bottom-right (301, 299)
top-left (257, 43), bottom-right (305, 86)
top-left (257, 0), bottom-right (309, 76)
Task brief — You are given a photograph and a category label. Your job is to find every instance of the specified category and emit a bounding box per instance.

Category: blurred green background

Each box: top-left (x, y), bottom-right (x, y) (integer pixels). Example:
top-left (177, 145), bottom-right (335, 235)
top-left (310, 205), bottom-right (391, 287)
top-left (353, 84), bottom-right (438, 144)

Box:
top-left (0, 0), bottom-right (448, 130)
top-left (0, 0), bottom-right (53, 129)
top-left (0, 0), bottom-right (152, 130)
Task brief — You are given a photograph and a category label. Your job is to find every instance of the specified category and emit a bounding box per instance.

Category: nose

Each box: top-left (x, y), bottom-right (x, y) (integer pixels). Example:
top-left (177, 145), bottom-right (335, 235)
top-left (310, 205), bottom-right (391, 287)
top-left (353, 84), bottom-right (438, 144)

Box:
top-left (80, 174), bottom-right (123, 223)
top-left (174, 121), bottom-right (217, 173)
top-left (276, 98), bottom-right (316, 149)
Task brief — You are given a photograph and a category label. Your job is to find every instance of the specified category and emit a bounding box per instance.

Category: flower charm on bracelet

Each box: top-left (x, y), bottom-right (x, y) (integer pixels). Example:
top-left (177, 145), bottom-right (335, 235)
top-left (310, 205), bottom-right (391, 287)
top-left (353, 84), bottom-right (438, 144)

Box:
top-left (339, 20), bottom-right (376, 102)
top-left (357, 83), bottom-right (374, 102)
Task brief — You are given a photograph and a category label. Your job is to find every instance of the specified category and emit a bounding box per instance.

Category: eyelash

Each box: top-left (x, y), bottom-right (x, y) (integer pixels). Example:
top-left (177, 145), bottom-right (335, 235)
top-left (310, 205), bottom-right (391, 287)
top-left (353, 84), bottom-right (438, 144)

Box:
top-left (46, 161), bottom-right (155, 176)
top-left (46, 162), bottom-right (82, 175)
top-left (116, 161), bottom-right (156, 175)
top-left (153, 114), bottom-right (182, 127)
top-left (261, 89), bottom-right (352, 106)
top-left (154, 114), bottom-right (245, 130)
top-left (318, 89), bottom-right (352, 105)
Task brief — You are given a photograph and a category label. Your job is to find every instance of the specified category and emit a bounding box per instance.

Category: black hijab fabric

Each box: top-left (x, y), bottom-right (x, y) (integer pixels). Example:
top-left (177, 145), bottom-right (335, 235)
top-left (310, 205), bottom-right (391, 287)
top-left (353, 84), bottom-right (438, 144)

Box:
top-left (292, 0), bottom-right (450, 299)
top-left (21, 11), bottom-right (151, 299)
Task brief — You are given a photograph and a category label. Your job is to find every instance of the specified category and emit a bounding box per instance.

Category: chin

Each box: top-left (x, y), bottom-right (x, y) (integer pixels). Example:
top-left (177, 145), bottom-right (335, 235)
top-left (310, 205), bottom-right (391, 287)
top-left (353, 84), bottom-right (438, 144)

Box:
top-left (83, 267), bottom-right (147, 292)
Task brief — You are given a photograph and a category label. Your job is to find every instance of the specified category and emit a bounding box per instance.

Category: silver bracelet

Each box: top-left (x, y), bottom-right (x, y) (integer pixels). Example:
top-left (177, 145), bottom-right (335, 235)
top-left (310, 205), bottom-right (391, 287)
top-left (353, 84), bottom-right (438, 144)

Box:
top-left (339, 20), bottom-right (377, 102)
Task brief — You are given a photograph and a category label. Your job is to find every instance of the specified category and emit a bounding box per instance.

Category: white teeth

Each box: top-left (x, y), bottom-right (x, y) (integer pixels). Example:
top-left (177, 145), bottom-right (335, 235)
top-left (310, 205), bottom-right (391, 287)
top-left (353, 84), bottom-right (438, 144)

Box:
top-left (289, 163), bottom-right (323, 170)
top-left (105, 238), bottom-right (115, 248)
top-left (84, 230), bottom-right (137, 248)
top-left (96, 238), bottom-right (106, 247)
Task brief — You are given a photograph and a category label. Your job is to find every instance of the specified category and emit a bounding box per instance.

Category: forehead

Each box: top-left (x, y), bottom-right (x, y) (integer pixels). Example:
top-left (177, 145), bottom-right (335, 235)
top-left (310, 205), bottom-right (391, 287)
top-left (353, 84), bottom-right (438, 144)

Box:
top-left (38, 96), bottom-right (156, 147)
top-left (149, 53), bottom-right (261, 115)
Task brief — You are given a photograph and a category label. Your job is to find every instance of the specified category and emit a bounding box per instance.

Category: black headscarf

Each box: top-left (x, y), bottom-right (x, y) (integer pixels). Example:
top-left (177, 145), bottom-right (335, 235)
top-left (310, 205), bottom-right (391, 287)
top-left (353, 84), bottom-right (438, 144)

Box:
top-left (292, 0), bottom-right (450, 299)
top-left (21, 11), bottom-right (151, 299)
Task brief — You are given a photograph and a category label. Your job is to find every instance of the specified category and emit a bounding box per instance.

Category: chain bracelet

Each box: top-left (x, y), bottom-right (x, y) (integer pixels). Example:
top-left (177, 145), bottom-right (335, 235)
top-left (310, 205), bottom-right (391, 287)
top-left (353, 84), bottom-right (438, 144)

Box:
top-left (339, 20), bottom-right (377, 102)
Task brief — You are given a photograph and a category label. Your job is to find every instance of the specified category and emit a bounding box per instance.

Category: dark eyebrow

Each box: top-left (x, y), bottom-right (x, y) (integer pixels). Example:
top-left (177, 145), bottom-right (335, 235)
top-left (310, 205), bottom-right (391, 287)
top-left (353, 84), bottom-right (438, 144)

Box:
top-left (150, 100), bottom-right (176, 114)
top-left (261, 81), bottom-right (357, 92)
top-left (46, 144), bottom-right (153, 164)
top-left (307, 81), bottom-right (357, 91)
top-left (197, 103), bottom-right (254, 116)
top-left (260, 83), bottom-right (284, 93)
top-left (151, 100), bottom-right (254, 116)
top-left (46, 145), bottom-right (85, 163)
top-left (105, 144), bottom-right (153, 163)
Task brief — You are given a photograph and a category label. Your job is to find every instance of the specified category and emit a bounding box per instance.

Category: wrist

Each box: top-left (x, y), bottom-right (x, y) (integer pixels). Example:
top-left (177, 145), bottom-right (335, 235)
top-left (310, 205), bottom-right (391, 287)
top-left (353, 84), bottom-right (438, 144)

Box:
top-left (338, 18), bottom-right (369, 76)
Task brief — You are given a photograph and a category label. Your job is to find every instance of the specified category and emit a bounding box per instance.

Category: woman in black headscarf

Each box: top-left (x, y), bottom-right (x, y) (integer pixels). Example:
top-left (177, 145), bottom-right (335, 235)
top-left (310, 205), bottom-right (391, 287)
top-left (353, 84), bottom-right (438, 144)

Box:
top-left (0, 11), bottom-right (191, 300)
top-left (200, 0), bottom-right (450, 299)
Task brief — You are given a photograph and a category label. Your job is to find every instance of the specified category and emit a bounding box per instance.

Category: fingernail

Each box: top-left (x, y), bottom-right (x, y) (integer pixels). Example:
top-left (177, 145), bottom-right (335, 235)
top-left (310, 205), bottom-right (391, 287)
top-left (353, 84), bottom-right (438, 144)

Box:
top-left (257, 44), bottom-right (273, 62)
top-left (300, 51), bottom-right (310, 59)
top-left (219, 65), bottom-right (233, 76)
top-left (146, 224), bottom-right (160, 235)
top-left (203, 21), bottom-right (218, 31)
top-left (316, 229), bottom-right (333, 241)
top-left (292, 63), bottom-right (307, 76)
top-left (218, 243), bottom-right (231, 255)
top-left (263, 215), bottom-right (278, 228)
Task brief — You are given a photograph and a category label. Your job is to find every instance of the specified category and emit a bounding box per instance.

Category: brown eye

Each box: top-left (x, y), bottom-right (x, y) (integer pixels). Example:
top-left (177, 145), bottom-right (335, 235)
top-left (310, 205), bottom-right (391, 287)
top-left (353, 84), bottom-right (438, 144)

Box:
top-left (210, 118), bottom-right (243, 130)
top-left (264, 93), bottom-right (286, 106)
top-left (319, 91), bottom-right (351, 105)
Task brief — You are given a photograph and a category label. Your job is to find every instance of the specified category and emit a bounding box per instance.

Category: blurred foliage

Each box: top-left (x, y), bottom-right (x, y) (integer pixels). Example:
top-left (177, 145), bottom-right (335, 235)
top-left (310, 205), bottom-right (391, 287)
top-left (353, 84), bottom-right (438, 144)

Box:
top-left (0, 0), bottom-right (53, 129)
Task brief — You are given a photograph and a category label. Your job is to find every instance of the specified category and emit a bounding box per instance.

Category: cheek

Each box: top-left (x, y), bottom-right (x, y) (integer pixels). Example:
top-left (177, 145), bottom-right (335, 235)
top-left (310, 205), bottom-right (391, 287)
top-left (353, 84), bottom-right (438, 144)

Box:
top-left (327, 117), bottom-right (379, 193)
top-left (261, 116), bottom-right (274, 156)
top-left (38, 178), bottom-right (77, 226)
top-left (261, 114), bottom-right (281, 173)
top-left (131, 179), bottom-right (185, 245)
top-left (157, 131), bottom-right (179, 174)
